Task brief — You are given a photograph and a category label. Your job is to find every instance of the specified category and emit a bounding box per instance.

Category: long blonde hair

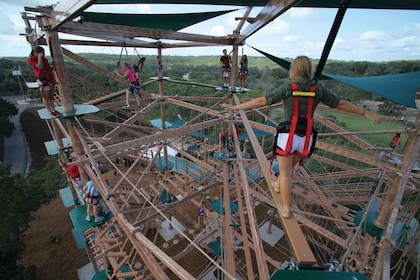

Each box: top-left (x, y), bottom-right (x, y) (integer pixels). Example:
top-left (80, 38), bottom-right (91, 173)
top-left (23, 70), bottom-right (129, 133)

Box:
top-left (289, 56), bottom-right (314, 80)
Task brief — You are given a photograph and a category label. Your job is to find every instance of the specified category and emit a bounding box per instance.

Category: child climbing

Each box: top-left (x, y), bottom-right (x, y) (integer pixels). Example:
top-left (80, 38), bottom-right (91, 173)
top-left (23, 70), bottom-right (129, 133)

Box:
top-left (116, 62), bottom-right (141, 109)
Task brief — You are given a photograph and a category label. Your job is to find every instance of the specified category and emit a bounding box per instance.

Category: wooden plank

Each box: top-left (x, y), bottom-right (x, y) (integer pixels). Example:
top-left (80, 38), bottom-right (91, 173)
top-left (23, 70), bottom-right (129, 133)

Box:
top-left (116, 271), bottom-right (138, 278)
top-left (100, 237), bottom-right (119, 243)
top-left (107, 251), bottom-right (126, 257)
top-left (114, 255), bottom-right (130, 275)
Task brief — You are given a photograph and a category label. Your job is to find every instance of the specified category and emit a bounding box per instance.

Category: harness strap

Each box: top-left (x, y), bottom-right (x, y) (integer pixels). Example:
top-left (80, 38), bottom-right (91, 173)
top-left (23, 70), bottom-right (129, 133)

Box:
top-left (284, 82), bottom-right (316, 157)
top-left (302, 84), bottom-right (316, 156)
top-left (86, 182), bottom-right (97, 204)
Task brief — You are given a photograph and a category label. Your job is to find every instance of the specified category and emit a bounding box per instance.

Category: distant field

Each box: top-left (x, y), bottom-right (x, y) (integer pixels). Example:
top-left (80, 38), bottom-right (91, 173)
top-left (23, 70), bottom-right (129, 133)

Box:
top-left (324, 111), bottom-right (407, 152)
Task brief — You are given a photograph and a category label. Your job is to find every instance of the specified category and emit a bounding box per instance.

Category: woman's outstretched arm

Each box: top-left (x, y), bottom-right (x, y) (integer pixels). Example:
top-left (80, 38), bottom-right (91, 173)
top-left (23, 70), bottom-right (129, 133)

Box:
top-left (221, 96), bottom-right (267, 111)
top-left (336, 100), bottom-right (381, 123)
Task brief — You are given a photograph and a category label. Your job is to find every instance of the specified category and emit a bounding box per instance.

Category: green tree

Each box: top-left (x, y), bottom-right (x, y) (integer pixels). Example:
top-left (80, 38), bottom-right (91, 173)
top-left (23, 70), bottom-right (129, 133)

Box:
top-left (0, 165), bottom-right (30, 279)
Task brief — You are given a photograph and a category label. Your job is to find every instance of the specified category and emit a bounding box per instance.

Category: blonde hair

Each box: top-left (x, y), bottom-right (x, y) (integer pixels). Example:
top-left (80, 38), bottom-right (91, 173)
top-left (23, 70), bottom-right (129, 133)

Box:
top-left (289, 56), bottom-right (314, 80)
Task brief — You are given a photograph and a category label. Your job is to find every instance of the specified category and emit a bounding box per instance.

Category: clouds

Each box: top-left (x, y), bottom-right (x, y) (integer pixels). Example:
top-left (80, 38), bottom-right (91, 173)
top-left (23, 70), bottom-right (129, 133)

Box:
top-left (0, 11), bottom-right (16, 35)
top-left (0, 3), bottom-right (418, 61)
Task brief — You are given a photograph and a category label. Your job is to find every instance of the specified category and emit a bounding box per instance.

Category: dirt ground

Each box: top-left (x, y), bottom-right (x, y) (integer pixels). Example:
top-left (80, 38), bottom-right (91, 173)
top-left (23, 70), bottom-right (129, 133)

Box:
top-left (19, 107), bottom-right (88, 280)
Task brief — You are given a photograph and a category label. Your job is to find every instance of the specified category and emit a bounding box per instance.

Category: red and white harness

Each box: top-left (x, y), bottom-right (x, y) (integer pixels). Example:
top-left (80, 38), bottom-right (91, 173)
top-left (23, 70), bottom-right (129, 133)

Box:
top-left (274, 82), bottom-right (317, 157)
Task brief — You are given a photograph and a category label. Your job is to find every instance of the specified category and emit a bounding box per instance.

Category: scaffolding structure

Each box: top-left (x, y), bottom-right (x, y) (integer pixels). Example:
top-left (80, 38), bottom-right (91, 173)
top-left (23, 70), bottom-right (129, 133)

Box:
top-left (20, 1), bottom-right (419, 279)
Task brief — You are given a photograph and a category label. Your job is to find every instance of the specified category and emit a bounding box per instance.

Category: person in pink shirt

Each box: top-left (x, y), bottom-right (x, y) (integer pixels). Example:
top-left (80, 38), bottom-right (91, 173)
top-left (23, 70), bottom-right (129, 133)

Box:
top-left (116, 62), bottom-right (141, 109)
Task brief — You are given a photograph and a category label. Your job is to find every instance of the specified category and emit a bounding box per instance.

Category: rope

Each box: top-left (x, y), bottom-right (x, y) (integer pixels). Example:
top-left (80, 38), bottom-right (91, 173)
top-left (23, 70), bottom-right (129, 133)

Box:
top-left (72, 117), bottom-right (236, 279)
top-left (117, 42), bottom-right (126, 71)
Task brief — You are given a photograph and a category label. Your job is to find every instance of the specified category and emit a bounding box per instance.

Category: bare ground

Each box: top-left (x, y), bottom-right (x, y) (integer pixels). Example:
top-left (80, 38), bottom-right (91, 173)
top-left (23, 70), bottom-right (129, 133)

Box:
top-left (19, 107), bottom-right (88, 280)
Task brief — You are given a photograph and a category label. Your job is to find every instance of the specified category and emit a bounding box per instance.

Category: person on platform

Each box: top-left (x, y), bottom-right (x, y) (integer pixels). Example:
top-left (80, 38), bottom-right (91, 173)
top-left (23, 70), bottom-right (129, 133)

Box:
top-left (219, 128), bottom-right (227, 156)
top-left (220, 49), bottom-right (232, 89)
top-left (84, 180), bottom-right (104, 223)
top-left (116, 62), bottom-right (141, 109)
top-left (389, 133), bottom-right (401, 151)
top-left (221, 55), bottom-right (381, 218)
top-left (28, 46), bottom-right (61, 118)
top-left (62, 159), bottom-right (82, 187)
top-left (238, 54), bottom-right (248, 92)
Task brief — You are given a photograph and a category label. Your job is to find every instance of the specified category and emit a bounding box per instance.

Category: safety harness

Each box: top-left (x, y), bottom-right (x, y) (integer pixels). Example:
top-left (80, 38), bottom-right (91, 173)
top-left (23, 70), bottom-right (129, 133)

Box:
top-left (285, 82), bottom-right (316, 157)
top-left (86, 181), bottom-right (98, 204)
top-left (270, 82), bottom-right (317, 173)
top-left (38, 77), bottom-right (55, 100)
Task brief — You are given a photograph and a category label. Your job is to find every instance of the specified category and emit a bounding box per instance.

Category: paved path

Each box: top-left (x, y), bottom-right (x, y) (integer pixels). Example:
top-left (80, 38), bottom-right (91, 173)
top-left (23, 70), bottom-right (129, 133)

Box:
top-left (2, 97), bottom-right (35, 176)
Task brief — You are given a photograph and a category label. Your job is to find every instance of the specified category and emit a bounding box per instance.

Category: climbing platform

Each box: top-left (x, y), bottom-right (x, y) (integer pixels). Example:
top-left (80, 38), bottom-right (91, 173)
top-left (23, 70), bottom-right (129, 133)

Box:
top-left (37, 104), bottom-right (100, 119)
top-left (215, 86), bottom-right (250, 93)
top-left (69, 204), bottom-right (113, 231)
top-left (44, 137), bottom-right (71, 155)
top-left (59, 186), bottom-right (78, 207)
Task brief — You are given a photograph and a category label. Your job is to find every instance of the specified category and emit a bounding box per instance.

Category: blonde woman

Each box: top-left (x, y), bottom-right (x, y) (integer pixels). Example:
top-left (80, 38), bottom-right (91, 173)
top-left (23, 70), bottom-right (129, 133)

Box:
top-left (221, 56), bottom-right (380, 218)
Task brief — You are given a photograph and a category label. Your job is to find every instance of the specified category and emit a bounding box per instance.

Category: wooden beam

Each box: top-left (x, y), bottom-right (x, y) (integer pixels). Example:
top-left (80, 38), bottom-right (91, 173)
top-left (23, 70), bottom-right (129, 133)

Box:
top-left (103, 118), bottom-right (222, 155)
top-left (49, 0), bottom-right (96, 30)
top-left (316, 141), bottom-right (395, 169)
top-left (294, 214), bottom-right (348, 247)
top-left (62, 21), bottom-right (231, 45)
top-left (62, 47), bottom-right (124, 84)
top-left (239, 0), bottom-right (298, 42)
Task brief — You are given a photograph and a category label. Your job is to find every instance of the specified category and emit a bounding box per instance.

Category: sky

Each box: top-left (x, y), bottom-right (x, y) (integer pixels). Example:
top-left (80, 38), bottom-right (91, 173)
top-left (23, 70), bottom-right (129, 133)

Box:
top-left (0, 0), bottom-right (419, 62)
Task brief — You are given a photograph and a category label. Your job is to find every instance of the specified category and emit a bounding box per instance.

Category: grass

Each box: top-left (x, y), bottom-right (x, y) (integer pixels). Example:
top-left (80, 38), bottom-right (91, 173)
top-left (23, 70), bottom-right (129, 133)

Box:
top-left (323, 111), bottom-right (407, 153)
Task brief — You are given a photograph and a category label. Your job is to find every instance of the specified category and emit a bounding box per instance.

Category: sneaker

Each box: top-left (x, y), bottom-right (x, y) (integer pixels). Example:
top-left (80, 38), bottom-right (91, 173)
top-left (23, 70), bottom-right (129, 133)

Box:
top-left (85, 216), bottom-right (91, 222)
top-left (94, 216), bottom-right (104, 223)
top-left (50, 112), bottom-right (59, 118)
top-left (270, 180), bottom-right (280, 193)
top-left (278, 202), bottom-right (291, 219)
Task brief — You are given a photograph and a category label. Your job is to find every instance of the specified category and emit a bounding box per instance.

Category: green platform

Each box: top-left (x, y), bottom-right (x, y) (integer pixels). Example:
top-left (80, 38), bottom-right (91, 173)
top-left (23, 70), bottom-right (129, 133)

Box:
top-left (72, 228), bottom-right (88, 249)
top-left (270, 270), bottom-right (370, 280)
top-left (37, 104), bottom-right (100, 120)
top-left (59, 186), bottom-right (78, 207)
top-left (69, 204), bottom-right (113, 232)
top-left (44, 138), bottom-right (71, 155)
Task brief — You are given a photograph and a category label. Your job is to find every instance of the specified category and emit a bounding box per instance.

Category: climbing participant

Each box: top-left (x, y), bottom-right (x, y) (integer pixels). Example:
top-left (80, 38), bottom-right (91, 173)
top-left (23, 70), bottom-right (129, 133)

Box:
top-left (389, 133), bottom-right (401, 151)
top-left (116, 62), bottom-right (141, 109)
top-left (220, 49), bottom-right (232, 89)
top-left (198, 198), bottom-right (206, 225)
top-left (221, 55), bottom-right (381, 218)
top-left (226, 135), bottom-right (234, 157)
top-left (238, 54), bottom-right (248, 92)
top-left (62, 159), bottom-right (82, 187)
top-left (84, 180), bottom-right (104, 223)
top-left (27, 46), bottom-right (62, 118)
top-left (219, 128), bottom-right (227, 156)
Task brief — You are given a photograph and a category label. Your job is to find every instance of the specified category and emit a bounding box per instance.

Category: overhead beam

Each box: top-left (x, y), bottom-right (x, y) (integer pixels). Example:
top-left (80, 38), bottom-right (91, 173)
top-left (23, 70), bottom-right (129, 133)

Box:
top-left (49, 0), bottom-right (97, 30)
top-left (239, 0), bottom-right (299, 43)
top-left (61, 21), bottom-right (232, 46)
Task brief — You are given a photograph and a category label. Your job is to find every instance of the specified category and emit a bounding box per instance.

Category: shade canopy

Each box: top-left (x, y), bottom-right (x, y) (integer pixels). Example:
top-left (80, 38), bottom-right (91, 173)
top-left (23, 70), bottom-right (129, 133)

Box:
top-left (253, 47), bottom-right (419, 108)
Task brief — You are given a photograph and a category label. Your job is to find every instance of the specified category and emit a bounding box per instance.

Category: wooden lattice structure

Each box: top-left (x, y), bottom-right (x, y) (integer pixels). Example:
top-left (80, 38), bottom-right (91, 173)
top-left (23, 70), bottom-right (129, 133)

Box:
top-left (21, 1), bottom-right (419, 279)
